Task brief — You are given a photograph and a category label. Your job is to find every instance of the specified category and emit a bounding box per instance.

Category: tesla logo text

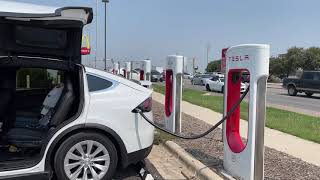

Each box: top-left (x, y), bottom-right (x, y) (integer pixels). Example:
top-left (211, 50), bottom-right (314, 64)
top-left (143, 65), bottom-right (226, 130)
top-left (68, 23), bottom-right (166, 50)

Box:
top-left (229, 55), bottom-right (250, 61)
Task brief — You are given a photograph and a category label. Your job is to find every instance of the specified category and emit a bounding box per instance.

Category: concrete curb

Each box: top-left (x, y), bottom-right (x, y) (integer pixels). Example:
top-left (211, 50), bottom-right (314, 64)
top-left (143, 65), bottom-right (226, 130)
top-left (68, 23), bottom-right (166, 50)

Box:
top-left (163, 141), bottom-right (223, 180)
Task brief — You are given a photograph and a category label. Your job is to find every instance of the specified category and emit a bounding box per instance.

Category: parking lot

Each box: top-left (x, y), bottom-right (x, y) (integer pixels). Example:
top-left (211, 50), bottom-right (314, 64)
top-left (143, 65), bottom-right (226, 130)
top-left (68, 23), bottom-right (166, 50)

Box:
top-left (158, 79), bottom-right (320, 117)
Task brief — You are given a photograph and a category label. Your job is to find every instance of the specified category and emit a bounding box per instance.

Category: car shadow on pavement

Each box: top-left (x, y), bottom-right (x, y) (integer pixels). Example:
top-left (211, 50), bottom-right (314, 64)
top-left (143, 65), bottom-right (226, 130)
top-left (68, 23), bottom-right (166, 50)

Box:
top-left (113, 160), bottom-right (164, 180)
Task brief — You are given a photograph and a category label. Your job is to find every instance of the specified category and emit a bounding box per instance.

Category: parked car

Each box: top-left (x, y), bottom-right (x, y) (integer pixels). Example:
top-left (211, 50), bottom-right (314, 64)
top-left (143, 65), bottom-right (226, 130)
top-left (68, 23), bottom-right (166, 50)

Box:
top-left (191, 74), bottom-right (213, 86)
top-left (189, 74), bottom-right (194, 80)
top-left (205, 76), bottom-right (247, 93)
top-left (161, 72), bottom-right (166, 81)
top-left (151, 70), bottom-right (163, 82)
top-left (183, 73), bottom-right (192, 79)
top-left (131, 69), bottom-right (141, 80)
top-left (283, 71), bottom-right (320, 97)
top-left (0, 3), bottom-right (154, 179)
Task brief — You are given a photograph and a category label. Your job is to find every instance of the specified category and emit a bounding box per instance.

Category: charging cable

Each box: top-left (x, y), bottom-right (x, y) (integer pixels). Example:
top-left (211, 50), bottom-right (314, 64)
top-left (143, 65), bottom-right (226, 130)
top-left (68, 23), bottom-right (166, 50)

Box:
top-left (136, 86), bottom-right (249, 140)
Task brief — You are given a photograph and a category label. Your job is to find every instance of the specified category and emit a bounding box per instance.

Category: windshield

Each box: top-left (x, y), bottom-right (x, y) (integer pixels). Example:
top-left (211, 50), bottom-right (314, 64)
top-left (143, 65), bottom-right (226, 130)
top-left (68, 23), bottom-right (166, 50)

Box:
top-left (151, 71), bottom-right (160, 75)
top-left (202, 75), bottom-right (212, 78)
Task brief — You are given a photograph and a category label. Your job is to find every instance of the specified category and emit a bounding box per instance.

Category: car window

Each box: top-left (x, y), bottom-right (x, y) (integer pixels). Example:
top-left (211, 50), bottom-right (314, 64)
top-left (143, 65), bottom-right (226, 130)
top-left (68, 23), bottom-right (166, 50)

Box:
top-left (211, 77), bottom-right (218, 81)
top-left (303, 72), bottom-right (314, 80)
top-left (202, 75), bottom-right (212, 78)
top-left (16, 68), bottom-right (63, 89)
top-left (220, 78), bottom-right (225, 82)
top-left (315, 72), bottom-right (320, 80)
top-left (151, 70), bottom-right (160, 75)
top-left (87, 74), bottom-right (113, 92)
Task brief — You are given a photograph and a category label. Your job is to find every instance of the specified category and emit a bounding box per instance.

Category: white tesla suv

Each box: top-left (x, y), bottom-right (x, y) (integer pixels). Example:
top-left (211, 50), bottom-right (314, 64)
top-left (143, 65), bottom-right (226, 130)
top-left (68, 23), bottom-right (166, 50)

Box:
top-left (0, 2), bottom-right (154, 180)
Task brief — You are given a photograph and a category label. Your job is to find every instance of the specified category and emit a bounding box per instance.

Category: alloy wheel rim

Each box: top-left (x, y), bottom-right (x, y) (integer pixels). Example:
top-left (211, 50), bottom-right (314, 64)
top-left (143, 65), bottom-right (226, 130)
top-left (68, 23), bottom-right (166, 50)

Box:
top-left (289, 88), bottom-right (294, 94)
top-left (64, 140), bottom-right (110, 180)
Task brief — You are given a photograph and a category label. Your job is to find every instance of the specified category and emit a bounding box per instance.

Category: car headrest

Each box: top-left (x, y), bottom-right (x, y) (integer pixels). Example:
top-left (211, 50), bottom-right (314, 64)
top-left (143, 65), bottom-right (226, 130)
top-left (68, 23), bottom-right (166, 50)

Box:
top-left (50, 76), bottom-right (75, 127)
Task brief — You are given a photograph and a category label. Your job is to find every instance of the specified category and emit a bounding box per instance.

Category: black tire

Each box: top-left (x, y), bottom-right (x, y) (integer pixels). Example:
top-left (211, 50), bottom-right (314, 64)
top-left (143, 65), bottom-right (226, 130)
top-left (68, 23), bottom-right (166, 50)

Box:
top-left (206, 84), bottom-right (211, 91)
top-left (221, 86), bottom-right (224, 93)
top-left (288, 85), bottom-right (297, 96)
top-left (305, 92), bottom-right (313, 97)
top-left (54, 132), bottom-right (118, 180)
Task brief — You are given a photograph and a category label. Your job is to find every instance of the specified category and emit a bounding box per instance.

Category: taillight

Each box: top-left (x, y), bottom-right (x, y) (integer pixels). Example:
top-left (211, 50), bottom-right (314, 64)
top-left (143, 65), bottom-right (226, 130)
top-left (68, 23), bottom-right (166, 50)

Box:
top-left (134, 97), bottom-right (152, 113)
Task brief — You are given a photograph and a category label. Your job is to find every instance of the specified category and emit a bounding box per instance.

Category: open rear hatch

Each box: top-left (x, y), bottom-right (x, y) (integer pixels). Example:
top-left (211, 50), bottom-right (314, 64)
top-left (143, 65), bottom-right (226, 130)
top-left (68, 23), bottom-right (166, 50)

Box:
top-left (0, 1), bottom-right (93, 69)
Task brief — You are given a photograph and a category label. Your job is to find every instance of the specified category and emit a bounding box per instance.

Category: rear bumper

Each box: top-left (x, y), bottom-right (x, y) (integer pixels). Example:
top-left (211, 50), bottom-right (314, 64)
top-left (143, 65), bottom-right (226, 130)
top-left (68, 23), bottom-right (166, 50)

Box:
top-left (122, 145), bottom-right (153, 168)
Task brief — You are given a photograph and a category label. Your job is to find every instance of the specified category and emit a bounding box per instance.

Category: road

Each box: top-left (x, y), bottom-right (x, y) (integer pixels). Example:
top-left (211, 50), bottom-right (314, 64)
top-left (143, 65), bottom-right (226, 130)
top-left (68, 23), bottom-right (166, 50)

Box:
top-left (157, 79), bottom-right (320, 117)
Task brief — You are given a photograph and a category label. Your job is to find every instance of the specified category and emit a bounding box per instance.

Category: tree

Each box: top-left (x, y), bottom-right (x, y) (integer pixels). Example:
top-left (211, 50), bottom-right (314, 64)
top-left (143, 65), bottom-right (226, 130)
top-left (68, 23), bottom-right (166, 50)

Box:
top-left (303, 47), bottom-right (320, 70)
top-left (269, 57), bottom-right (286, 77)
top-left (206, 60), bottom-right (221, 72)
top-left (284, 47), bottom-right (304, 76)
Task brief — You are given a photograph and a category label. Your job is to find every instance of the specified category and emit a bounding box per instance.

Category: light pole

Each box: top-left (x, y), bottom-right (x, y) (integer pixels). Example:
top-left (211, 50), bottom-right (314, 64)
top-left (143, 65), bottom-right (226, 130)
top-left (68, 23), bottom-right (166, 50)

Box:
top-left (102, 0), bottom-right (109, 70)
top-left (206, 43), bottom-right (211, 72)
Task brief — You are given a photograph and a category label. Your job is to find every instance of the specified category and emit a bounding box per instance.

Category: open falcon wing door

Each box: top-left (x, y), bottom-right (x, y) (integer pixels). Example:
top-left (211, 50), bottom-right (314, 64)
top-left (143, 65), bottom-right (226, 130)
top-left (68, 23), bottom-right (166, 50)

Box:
top-left (0, 0), bottom-right (93, 65)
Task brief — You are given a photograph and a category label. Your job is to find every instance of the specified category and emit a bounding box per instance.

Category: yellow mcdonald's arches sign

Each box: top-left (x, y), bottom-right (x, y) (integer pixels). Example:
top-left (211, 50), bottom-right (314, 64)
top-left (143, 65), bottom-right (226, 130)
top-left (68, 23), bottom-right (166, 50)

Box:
top-left (81, 35), bottom-right (91, 55)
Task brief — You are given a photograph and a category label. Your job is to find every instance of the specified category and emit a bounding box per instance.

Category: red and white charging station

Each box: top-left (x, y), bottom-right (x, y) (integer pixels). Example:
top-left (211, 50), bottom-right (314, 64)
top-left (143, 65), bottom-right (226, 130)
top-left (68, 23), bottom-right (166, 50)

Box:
top-left (112, 62), bottom-right (119, 75)
top-left (139, 60), bottom-right (151, 81)
top-left (223, 44), bottom-right (270, 180)
top-left (124, 62), bottom-right (131, 79)
top-left (164, 55), bottom-right (183, 133)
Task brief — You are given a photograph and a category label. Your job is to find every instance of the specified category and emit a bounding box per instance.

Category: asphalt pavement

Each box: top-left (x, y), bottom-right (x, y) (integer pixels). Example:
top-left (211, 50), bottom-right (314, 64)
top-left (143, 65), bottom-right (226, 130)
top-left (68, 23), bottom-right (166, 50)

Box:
top-left (156, 79), bottom-right (320, 117)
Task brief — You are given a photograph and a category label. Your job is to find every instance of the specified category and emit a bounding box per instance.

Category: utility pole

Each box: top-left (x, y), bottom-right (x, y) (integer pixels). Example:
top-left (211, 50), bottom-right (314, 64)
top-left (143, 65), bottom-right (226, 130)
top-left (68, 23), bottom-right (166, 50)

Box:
top-left (102, 0), bottom-right (109, 70)
top-left (206, 43), bottom-right (211, 72)
top-left (192, 58), bottom-right (196, 75)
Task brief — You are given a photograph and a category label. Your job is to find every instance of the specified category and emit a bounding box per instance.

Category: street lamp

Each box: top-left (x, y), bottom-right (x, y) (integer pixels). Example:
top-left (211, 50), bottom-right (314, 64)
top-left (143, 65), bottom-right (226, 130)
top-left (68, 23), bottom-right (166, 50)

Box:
top-left (102, 0), bottom-right (109, 70)
top-left (206, 43), bottom-right (211, 72)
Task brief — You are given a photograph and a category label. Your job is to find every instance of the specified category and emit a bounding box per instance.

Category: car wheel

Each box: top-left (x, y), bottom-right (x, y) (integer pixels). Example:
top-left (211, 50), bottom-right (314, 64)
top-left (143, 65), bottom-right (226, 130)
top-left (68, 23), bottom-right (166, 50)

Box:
top-left (288, 85), bottom-right (297, 96)
top-left (305, 92), bottom-right (313, 97)
top-left (206, 84), bottom-right (211, 91)
top-left (54, 132), bottom-right (118, 180)
top-left (221, 86), bottom-right (224, 93)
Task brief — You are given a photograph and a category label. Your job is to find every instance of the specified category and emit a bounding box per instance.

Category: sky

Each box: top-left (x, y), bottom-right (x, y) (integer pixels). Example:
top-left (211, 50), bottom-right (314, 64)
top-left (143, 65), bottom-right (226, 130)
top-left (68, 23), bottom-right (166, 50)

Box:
top-left (8, 0), bottom-right (320, 72)
top-left (108, 0), bottom-right (320, 71)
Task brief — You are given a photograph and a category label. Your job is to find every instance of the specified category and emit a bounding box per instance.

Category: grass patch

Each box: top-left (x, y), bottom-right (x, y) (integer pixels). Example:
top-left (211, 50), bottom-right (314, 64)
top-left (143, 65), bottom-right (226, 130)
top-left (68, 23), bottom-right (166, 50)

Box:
top-left (153, 84), bottom-right (320, 143)
top-left (153, 130), bottom-right (175, 145)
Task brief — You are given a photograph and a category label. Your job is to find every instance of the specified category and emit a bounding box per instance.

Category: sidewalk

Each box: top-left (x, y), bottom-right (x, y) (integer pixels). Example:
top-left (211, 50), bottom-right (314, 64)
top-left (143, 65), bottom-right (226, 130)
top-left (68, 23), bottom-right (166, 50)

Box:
top-left (152, 92), bottom-right (320, 167)
top-left (147, 145), bottom-right (186, 180)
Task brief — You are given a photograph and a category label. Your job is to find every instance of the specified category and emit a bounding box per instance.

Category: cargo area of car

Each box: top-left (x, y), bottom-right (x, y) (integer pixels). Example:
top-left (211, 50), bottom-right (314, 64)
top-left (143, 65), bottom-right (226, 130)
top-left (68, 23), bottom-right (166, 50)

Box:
top-left (0, 16), bottom-right (85, 170)
top-left (0, 63), bottom-right (83, 170)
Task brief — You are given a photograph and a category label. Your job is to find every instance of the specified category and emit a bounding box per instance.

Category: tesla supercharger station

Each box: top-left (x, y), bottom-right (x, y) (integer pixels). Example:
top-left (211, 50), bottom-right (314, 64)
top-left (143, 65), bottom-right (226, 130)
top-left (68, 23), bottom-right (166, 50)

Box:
top-left (124, 62), bottom-right (131, 79)
top-left (223, 44), bottom-right (270, 180)
top-left (112, 62), bottom-right (119, 75)
top-left (164, 55), bottom-right (183, 133)
top-left (140, 60), bottom-right (151, 81)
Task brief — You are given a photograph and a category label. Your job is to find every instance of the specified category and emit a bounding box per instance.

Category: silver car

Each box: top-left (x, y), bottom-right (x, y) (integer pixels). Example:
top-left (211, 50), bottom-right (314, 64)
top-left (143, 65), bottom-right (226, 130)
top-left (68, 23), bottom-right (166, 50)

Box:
top-left (191, 74), bottom-right (213, 86)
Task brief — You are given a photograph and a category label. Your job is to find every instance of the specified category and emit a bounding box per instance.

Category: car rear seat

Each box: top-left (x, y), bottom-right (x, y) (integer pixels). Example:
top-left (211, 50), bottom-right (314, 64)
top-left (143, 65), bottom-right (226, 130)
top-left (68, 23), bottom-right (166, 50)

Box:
top-left (6, 77), bottom-right (75, 148)
top-left (14, 83), bottom-right (65, 128)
